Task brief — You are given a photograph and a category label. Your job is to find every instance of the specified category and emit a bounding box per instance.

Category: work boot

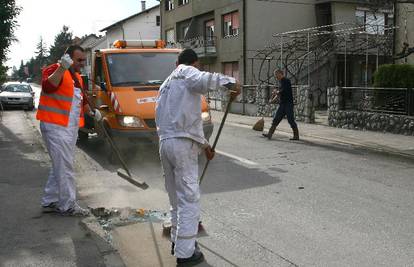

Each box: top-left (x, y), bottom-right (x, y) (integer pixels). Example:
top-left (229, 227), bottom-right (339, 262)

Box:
top-left (42, 202), bottom-right (58, 213)
top-left (59, 203), bottom-right (90, 217)
top-left (262, 124), bottom-right (277, 140)
top-left (176, 250), bottom-right (204, 266)
top-left (290, 127), bottom-right (299, 140)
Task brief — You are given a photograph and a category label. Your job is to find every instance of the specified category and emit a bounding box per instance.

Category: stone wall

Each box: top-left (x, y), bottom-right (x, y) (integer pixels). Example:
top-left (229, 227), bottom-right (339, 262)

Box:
top-left (208, 84), bottom-right (315, 123)
top-left (327, 87), bottom-right (414, 135)
top-left (253, 85), bottom-right (315, 122)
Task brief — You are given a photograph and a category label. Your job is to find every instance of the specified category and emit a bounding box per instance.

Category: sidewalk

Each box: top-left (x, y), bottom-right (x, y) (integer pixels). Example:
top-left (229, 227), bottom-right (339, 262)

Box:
top-left (211, 110), bottom-right (414, 160)
top-left (0, 110), bottom-right (124, 267)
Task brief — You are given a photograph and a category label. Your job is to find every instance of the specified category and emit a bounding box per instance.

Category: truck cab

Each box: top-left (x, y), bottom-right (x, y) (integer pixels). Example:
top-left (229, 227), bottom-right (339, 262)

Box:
top-left (80, 40), bottom-right (213, 143)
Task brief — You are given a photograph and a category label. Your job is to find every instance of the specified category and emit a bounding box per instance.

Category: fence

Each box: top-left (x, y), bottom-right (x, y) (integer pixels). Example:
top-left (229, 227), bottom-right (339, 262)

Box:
top-left (341, 87), bottom-right (414, 116)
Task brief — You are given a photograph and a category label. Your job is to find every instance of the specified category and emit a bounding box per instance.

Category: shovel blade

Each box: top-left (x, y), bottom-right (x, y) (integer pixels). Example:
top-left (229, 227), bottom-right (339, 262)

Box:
top-left (117, 168), bottom-right (149, 190)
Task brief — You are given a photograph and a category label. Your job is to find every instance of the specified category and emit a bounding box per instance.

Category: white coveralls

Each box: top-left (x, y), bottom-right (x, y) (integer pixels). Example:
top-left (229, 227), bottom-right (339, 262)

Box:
top-left (40, 87), bottom-right (82, 212)
top-left (156, 64), bottom-right (235, 258)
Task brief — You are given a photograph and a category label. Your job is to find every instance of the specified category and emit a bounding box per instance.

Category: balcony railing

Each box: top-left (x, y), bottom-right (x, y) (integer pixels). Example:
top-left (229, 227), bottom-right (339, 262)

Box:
top-left (178, 36), bottom-right (217, 57)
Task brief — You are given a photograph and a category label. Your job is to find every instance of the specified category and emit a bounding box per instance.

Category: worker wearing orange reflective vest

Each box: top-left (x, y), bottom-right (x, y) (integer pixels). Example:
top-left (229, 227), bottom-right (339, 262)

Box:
top-left (37, 45), bottom-right (101, 216)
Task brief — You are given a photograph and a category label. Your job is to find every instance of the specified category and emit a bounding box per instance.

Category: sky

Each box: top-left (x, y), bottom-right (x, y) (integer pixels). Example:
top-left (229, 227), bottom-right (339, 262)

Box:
top-left (6, 0), bottom-right (159, 72)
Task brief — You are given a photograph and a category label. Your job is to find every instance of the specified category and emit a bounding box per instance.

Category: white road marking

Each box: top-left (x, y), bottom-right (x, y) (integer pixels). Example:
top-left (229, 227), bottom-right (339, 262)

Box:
top-left (215, 149), bottom-right (258, 166)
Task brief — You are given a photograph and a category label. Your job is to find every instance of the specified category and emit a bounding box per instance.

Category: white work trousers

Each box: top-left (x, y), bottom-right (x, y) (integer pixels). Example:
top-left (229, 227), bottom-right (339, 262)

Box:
top-left (40, 87), bottom-right (82, 212)
top-left (160, 138), bottom-right (201, 258)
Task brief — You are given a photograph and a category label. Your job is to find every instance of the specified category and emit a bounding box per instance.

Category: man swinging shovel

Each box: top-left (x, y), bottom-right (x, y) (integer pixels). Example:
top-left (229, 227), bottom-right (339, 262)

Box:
top-left (156, 48), bottom-right (240, 266)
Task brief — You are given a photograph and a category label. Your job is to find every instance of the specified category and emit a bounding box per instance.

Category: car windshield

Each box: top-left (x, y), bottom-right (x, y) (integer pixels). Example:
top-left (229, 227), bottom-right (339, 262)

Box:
top-left (106, 52), bottom-right (178, 87)
top-left (3, 84), bottom-right (31, 93)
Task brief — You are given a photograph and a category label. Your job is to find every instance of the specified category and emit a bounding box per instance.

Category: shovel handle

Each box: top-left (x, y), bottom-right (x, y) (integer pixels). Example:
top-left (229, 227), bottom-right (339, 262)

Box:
top-left (199, 99), bottom-right (232, 184)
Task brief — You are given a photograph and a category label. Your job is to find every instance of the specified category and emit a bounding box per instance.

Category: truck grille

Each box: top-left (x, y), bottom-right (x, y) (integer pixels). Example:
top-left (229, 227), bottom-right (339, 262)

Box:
top-left (144, 119), bottom-right (156, 129)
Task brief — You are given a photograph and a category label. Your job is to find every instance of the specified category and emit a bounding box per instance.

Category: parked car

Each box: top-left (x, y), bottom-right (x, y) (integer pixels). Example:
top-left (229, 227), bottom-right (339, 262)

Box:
top-left (0, 82), bottom-right (35, 111)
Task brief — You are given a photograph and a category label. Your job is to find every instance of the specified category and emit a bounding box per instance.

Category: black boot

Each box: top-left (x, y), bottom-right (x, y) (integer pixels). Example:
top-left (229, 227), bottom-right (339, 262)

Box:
top-left (176, 250), bottom-right (204, 266)
top-left (290, 127), bottom-right (299, 140)
top-left (262, 124), bottom-right (277, 140)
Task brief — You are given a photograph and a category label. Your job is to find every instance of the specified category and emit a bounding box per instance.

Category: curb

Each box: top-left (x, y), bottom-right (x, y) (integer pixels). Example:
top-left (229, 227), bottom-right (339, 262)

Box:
top-left (80, 217), bottom-right (126, 267)
top-left (25, 112), bottom-right (126, 267)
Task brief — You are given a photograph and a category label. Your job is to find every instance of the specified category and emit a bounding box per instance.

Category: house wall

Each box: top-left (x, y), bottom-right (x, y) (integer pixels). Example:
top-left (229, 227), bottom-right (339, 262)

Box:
top-left (105, 7), bottom-right (160, 48)
top-left (245, 0), bottom-right (317, 84)
top-left (161, 0), bottom-right (244, 82)
top-left (395, 3), bottom-right (414, 64)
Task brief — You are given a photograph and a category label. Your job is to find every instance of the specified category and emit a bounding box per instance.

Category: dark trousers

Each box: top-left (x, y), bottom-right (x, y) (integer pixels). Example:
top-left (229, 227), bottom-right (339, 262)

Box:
top-left (272, 103), bottom-right (297, 129)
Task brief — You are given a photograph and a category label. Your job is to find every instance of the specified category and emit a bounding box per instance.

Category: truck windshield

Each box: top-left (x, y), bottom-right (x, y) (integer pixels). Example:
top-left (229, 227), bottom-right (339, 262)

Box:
top-left (106, 53), bottom-right (178, 87)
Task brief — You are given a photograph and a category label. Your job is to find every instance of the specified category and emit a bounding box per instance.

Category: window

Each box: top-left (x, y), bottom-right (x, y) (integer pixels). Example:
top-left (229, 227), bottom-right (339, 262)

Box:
top-left (223, 11), bottom-right (239, 38)
top-left (166, 29), bottom-right (175, 45)
top-left (183, 25), bottom-right (189, 40)
top-left (156, 16), bottom-right (161, 26)
top-left (165, 0), bottom-right (174, 11)
top-left (94, 56), bottom-right (104, 89)
top-left (356, 9), bottom-right (389, 35)
top-left (4, 84), bottom-right (31, 93)
top-left (205, 20), bottom-right (215, 40)
top-left (223, 62), bottom-right (239, 80)
top-left (106, 53), bottom-right (178, 87)
top-left (178, 0), bottom-right (189, 6)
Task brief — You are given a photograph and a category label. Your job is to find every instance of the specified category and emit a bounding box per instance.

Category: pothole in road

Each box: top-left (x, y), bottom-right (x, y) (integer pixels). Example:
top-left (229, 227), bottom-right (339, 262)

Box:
top-left (89, 207), bottom-right (169, 244)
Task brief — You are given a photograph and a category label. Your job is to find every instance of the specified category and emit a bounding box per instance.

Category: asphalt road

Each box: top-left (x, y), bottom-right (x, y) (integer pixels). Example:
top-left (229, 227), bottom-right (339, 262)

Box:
top-left (28, 84), bottom-right (414, 266)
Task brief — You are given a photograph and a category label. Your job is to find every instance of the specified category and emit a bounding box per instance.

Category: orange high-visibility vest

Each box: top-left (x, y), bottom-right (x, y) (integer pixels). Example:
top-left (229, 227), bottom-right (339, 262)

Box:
top-left (36, 66), bottom-right (85, 127)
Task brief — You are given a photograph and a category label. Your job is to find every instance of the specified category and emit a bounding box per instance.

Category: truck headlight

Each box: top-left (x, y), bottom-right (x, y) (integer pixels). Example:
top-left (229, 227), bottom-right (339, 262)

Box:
top-left (117, 116), bottom-right (144, 128)
top-left (201, 112), bottom-right (211, 122)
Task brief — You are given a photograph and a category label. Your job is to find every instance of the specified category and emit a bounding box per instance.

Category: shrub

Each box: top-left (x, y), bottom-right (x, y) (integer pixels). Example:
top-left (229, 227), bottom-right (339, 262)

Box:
top-left (374, 64), bottom-right (414, 88)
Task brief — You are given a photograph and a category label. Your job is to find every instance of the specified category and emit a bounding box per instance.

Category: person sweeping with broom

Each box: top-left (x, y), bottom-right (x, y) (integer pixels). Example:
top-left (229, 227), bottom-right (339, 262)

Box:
top-left (263, 69), bottom-right (299, 140)
top-left (156, 48), bottom-right (240, 266)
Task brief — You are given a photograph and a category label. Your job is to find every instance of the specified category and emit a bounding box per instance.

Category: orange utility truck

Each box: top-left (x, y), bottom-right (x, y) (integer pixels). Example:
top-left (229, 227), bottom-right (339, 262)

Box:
top-left (79, 40), bottom-right (213, 144)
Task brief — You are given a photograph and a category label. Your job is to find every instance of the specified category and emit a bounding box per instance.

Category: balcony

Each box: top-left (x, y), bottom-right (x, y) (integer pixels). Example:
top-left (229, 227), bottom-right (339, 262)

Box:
top-left (178, 36), bottom-right (217, 58)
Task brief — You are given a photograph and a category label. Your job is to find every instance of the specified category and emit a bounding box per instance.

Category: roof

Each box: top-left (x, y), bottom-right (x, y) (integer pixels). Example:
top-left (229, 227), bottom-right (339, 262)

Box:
top-left (98, 48), bottom-right (181, 54)
top-left (80, 35), bottom-right (107, 50)
top-left (100, 4), bottom-right (160, 32)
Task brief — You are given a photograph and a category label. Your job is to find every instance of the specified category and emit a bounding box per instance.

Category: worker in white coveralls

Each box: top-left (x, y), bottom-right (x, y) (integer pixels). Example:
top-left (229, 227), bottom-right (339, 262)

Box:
top-left (156, 48), bottom-right (240, 265)
top-left (37, 45), bottom-right (101, 216)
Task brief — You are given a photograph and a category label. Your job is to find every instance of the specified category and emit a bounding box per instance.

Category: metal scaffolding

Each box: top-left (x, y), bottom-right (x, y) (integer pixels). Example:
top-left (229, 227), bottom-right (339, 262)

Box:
top-left (248, 22), bottom-right (396, 107)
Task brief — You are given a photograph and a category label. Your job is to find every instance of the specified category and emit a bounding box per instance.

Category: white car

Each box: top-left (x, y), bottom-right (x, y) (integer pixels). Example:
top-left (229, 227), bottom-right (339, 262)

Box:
top-left (0, 82), bottom-right (35, 111)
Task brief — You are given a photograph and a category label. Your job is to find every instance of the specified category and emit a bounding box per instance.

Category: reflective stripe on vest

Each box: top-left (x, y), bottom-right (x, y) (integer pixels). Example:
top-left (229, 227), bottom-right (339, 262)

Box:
top-left (40, 92), bottom-right (73, 102)
top-left (38, 105), bottom-right (71, 116)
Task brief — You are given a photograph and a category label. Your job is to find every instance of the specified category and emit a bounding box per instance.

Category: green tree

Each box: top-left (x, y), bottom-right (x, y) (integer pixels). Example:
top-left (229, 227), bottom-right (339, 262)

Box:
top-left (17, 59), bottom-right (27, 80)
top-left (48, 25), bottom-right (73, 63)
top-left (25, 57), bottom-right (39, 81)
top-left (35, 36), bottom-right (48, 68)
top-left (0, 0), bottom-right (21, 83)
top-left (11, 66), bottom-right (18, 80)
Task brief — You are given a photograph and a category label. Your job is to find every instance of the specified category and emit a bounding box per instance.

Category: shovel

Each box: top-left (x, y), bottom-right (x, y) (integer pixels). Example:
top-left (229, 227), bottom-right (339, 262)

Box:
top-left (199, 88), bottom-right (235, 184)
top-left (69, 68), bottom-right (148, 190)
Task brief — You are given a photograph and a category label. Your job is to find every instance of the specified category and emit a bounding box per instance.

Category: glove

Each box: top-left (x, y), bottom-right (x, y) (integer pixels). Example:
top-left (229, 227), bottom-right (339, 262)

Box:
top-left (92, 109), bottom-right (102, 122)
top-left (228, 82), bottom-right (241, 102)
top-left (204, 145), bottom-right (215, 161)
top-left (59, 54), bottom-right (73, 70)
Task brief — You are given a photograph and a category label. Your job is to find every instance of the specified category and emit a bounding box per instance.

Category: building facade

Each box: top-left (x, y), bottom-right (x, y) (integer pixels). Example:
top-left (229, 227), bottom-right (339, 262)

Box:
top-left (395, 2), bottom-right (414, 64)
top-left (160, 0), bottom-right (395, 89)
top-left (100, 4), bottom-right (160, 48)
